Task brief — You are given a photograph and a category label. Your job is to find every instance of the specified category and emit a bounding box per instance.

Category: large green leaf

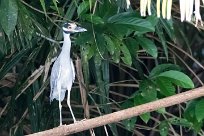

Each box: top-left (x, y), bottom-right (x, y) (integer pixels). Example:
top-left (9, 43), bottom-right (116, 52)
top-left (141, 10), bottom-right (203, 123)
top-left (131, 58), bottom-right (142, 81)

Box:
top-left (75, 32), bottom-right (93, 45)
top-left (77, 1), bottom-right (90, 16)
top-left (104, 35), bottom-right (115, 55)
top-left (140, 112), bottom-right (151, 124)
top-left (111, 38), bottom-right (121, 63)
top-left (150, 64), bottom-right (180, 77)
top-left (83, 44), bottom-right (95, 60)
top-left (195, 99), bottom-right (204, 122)
top-left (0, 0), bottom-right (18, 36)
top-left (121, 100), bottom-right (137, 131)
top-left (137, 37), bottom-right (158, 58)
top-left (122, 117), bottom-right (137, 131)
top-left (120, 44), bottom-right (132, 66)
top-left (125, 38), bottom-right (139, 56)
top-left (157, 70), bottom-right (194, 88)
top-left (156, 24), bottom-right (168, 59)
top-left (156, 77), bottom-right (176, 96)
top-left (184, 100), bottom-right (203, 132)
top-left (134, 94), bottom-right (151, 123)
top-left (184, 100), bottom-right (197, 121)
top-left (18, 3), bottom-right (35, 43)
top-left (97, 0), bottom-right (117, 19)
top-left (95, 33), bottom-right (106, 55)
top-left (65, 0), bottom-right (80, 20)
top-left (159, 121), bottom-right (169, 136)
top-left (82, 14), bottom-right (104, 24)
top-left (40, 0), bottom-right (47, 15)
top-left (159, 18), bottom-right (175, 40)
top-left (106, 24), bottom-right (130, 38)
top-left (0, 26), bottom-right (6, 54)
top-left (52, 0), bottom-right (59, 14)
top-left (107, 12), bottom-right (155, 33)
top-left (140, 80), bottom-right (157, 101)
top-left (0, 49), bottom-right (28, 80)
top-left (169, 118), bottom-right (192, 127)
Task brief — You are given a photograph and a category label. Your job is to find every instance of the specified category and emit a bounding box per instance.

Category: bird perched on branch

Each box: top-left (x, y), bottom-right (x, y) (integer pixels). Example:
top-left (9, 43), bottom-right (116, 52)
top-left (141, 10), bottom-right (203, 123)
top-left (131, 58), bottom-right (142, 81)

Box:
top-left (50, 22), bottom-right (87, 125)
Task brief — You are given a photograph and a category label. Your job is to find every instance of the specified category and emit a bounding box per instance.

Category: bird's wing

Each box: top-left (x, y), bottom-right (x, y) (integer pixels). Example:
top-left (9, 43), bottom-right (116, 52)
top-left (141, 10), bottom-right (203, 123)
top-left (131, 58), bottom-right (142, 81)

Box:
top-left (50, 58), bottom-right (62, 102)
top-left (71, 59), bottom-right (75, 82)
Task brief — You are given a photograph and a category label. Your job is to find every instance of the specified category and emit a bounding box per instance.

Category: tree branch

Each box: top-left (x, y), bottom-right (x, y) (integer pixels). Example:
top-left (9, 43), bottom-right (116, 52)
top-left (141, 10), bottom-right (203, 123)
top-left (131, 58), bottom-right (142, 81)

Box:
top-left (27, 86), bottom-right (204, 136)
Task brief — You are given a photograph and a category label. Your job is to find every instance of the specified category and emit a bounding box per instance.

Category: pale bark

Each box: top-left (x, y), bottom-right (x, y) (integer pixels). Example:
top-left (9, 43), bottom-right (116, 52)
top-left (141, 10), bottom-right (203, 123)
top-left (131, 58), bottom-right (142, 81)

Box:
top-left (27, 86), bottom-right (204, 136)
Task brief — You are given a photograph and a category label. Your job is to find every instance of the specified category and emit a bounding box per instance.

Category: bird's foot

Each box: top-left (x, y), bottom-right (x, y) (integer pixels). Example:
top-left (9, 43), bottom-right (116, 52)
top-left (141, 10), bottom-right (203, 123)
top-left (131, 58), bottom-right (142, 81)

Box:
top-left (81, 118), bottom-right (87, 121)
top-left (58, 123), bottom-right (65, 127)
top-left (59, 121), bottom-right (63, 126)
top-left (73, 118), bottom-right (87, 123)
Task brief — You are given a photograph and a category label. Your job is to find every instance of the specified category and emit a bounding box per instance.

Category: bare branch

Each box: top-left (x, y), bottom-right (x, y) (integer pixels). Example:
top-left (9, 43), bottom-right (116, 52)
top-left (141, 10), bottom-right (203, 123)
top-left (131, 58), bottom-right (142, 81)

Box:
top-left (27, 86), bottom-right (204, 136)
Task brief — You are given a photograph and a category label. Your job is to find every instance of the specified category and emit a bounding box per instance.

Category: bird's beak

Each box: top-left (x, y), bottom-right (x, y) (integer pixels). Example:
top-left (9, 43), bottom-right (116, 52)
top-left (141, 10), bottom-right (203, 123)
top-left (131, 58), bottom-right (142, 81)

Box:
top-left (73, 26), bottom-right (87, 32)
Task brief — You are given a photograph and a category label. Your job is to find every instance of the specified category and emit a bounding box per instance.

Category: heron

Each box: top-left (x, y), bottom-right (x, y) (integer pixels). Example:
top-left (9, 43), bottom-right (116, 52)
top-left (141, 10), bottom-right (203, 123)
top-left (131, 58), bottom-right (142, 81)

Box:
top-left (50, 22), bottom-right (87, 125)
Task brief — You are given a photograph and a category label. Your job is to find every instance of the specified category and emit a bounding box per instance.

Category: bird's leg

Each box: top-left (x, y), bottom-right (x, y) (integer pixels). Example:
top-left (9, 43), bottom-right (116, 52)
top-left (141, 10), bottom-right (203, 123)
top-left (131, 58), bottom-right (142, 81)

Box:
top-left (67, 90), bottom-right (76, 122)
top-left (57, 83), bottom-right (63, 125)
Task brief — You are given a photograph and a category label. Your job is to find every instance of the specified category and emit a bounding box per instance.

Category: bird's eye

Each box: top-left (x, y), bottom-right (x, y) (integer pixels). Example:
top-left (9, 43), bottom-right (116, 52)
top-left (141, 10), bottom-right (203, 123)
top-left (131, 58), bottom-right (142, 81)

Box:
top-left (68, 26), bottom-right (72, 29)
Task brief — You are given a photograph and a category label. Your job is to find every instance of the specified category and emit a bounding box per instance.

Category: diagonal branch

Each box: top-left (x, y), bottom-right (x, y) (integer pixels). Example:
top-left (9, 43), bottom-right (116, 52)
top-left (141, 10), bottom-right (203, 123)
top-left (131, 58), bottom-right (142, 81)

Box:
top-left (27, 86), bottom-right (204, 136)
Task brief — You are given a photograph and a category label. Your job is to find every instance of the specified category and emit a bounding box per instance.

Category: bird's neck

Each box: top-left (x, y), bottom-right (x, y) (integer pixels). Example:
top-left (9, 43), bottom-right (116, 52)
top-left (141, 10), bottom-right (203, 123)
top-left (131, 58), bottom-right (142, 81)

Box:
top-left (61, 34), bottom-right (71, 57)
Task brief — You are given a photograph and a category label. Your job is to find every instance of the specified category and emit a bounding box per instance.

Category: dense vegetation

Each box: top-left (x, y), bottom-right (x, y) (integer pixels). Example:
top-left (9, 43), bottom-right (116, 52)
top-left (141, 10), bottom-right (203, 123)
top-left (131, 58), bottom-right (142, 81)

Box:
top-left (0, 0), bottom-right (204, 135)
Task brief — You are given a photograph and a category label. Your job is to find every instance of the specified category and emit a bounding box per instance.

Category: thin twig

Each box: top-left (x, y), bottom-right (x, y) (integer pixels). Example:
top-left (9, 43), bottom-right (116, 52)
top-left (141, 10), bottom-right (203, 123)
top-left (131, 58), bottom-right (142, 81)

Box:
top-left (75, 57), bottom-right (95, 135)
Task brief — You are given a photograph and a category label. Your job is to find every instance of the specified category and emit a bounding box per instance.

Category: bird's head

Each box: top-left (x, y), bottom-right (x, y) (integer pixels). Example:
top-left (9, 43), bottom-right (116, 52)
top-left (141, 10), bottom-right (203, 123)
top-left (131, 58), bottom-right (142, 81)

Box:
top-left (62, 22), bottom-right (87, 34)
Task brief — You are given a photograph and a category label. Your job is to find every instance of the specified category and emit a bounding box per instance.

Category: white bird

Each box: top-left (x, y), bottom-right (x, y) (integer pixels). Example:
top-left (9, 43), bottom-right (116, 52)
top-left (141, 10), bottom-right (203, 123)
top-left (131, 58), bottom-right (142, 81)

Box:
top-left (50, 22), bottom-right (87, 125)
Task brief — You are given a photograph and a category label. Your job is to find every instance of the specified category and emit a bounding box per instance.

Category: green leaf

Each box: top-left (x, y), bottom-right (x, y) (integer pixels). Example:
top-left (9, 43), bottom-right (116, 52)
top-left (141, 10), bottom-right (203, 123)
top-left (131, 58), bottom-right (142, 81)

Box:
top-left (122, 99), bottom-right (134, 109)
top-left (104, 35), bottom-right (115, 55)
top-left (83, 14), bottom-right (104, 24)
top-left (111, 38), bottom-right (121, 63)
top-left (121, 100), bottom-right (137, 131)
top-left (0, 0), bottom-right (18, 36)
top-left (40, 0), bottom-right (47, 15)
top-left (107, 24), bottom-right (130, 38)
top-left (195, 99), bottom-right (204, 122)
top-left (157, 70), bottom-right (194, 88)
top-left (159, 121), bottom-right (169, 136)
top-left (125, 38), bottom-right (139, 56)
top-left (157, 108), bottom-right (166, 114)
top-left (52, 0), bottom-right (59, 14)
top-left (169, 118), bottom-right (192, 127)
top-left (184, 100), bottom-right (203, 132)
top-left (120, 44), bottom-right (132, 66)
top-left (192, 121), bottom-right (203, 132)
top-left (18, 4), bottom-right (34, 41)
top-left (97, 0), bottom-right (117, 19)
top-left (64, 0), bottom-right (79, 20)
top-left (156, 24), bottom-right (168, 59)
top-left (140, 80), bottom-right (157, 101)
top-left (95, 33), bottom-right (106, 55)
top-left (0, 26), bottom-right (6, 54)
top-left (159, 18), bottom-right (175, 40)
top-left (156, 77), bottom-right (176, 96)
top-left (150, 64), bottom-right (180, 77)
top-left (134, 94), bottom-right (151, 123)
top-left (0, 49), bottom-right (28, 80)
top-left (184, 100), bottom-right (197, 121)
top-left (122, 117), bottom-right (137, 131)
top-left (146, 15), bottom-right (159, 27)
top-left (107, 12), bottom-right (155, 33)
top-left (140, 112), bottom-right (150, 124)
top-left (75, 32), bottom-right (93, 45)
top-left (77, 1), bottom-right (90, 16)
top-left (137, 37), bottom-right (158, 58)
top-left (83, 45), bottom-right (95, 60)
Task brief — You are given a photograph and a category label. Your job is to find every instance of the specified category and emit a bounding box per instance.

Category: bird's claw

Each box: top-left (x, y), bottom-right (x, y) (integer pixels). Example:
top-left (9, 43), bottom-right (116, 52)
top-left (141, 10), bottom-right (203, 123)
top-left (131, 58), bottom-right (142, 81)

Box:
top-left (73, 118), bottom-right (87, 123)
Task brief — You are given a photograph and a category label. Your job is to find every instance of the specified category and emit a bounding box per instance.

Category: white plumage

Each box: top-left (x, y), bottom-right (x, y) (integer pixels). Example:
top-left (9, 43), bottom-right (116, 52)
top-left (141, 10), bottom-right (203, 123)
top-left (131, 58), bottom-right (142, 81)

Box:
top-left (50, 22), bottom-right (86, 125)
